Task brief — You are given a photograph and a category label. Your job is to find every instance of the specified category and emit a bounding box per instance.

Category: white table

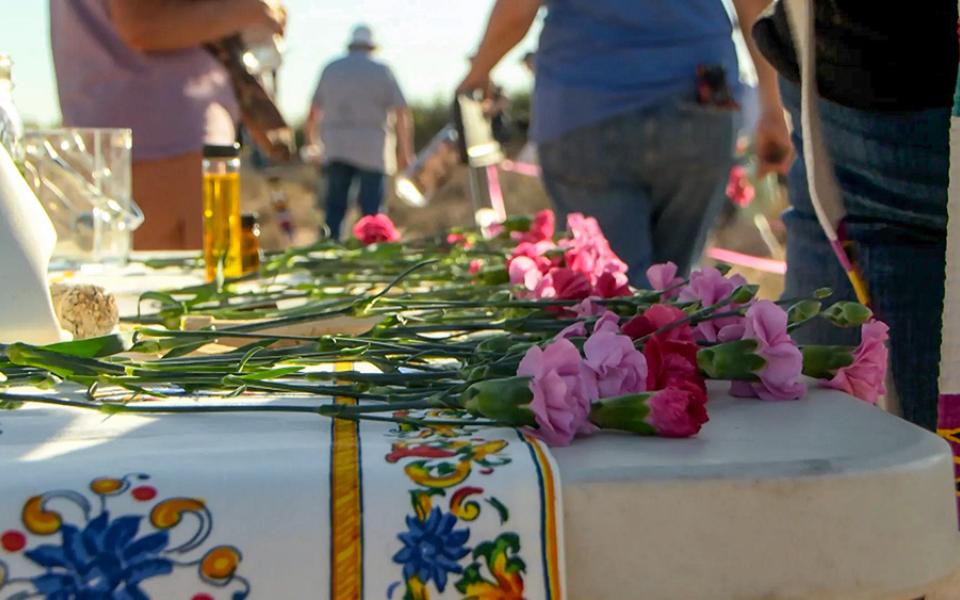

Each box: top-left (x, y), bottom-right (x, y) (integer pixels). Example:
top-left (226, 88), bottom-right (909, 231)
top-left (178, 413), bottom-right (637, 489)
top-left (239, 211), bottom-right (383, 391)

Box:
top-left (35, 263), bottom-right (960, 599)
top-left (557, 384), bottom-right (960, 599)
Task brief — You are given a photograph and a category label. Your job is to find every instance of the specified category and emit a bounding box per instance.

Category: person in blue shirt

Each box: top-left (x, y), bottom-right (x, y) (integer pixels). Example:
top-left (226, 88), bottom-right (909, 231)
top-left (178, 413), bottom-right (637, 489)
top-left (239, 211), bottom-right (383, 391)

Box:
top-left (460, 0), bottom-right (791, 286)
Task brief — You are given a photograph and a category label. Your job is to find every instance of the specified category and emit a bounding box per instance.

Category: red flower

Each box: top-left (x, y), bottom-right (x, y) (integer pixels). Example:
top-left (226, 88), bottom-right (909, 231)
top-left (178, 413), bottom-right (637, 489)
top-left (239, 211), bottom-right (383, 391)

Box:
top-left (446, 232), bottom-right (473, 248)
top-left (594, 272), bottom-right (631, 298)
top-left (624, 305), bottom-right (706, 402)
top-left (353, 214), bottom-right (401, 245)
top-left (535, 267), bottom-right (593, 301)
top-left (725, 165), bottom-right (755, 208)
top-left (621, 304), bottom-right (693, 343)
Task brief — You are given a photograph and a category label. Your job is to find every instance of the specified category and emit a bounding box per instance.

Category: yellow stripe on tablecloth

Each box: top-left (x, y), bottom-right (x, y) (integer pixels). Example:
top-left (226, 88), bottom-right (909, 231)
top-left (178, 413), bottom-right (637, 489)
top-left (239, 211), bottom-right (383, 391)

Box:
top-left (331, 362), bottom-right (362, 600)
top-left (526, 434), bottom-right (564, 599)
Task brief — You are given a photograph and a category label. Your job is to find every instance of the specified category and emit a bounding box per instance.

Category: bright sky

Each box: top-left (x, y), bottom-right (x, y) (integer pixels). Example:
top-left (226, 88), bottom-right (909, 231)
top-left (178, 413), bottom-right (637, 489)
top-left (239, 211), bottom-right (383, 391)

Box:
top-left (0, 0), bottom-right (542, 126)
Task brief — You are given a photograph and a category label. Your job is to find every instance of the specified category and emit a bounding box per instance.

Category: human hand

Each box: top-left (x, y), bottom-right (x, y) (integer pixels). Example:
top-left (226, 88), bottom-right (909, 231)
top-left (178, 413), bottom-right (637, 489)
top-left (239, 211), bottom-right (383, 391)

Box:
top-left (753, 109), bottom-right (794, 178)
top-left (300, 143), bottom-right (324, 165)
top-left (457, 67), bottom-right (492, 98)
top-left (396, 148), bottom-right (413, 173)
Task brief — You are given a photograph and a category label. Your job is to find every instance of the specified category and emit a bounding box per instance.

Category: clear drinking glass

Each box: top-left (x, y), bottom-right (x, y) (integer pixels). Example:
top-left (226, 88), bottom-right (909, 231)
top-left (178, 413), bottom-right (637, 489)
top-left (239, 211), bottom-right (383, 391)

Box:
top-left (21, 128), bottom-right (142, 265)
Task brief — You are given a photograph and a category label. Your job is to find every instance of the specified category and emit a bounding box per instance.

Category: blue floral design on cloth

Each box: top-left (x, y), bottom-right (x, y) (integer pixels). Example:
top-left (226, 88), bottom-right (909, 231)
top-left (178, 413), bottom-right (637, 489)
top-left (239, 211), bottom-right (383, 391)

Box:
top-left (0, 475), bottom-right (249, 600)
top-left (393, 506), bottom-right (470, 591)
top-left (25, 512), bottom-right (171, 599)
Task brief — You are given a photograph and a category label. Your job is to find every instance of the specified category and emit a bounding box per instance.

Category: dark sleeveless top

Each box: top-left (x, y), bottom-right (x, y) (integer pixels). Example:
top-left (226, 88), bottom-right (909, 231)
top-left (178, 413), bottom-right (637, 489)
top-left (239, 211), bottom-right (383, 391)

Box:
top-left (753, 0), bottom-right (958, 111)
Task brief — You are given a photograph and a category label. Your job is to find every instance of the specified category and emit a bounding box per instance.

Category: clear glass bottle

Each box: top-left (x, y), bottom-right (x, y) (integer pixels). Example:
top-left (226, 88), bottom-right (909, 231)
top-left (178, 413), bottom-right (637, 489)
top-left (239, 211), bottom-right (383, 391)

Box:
top-left (202, 143), bottom-right (243, 286)
top-left (0, 53), bottom-right (24, 163)
top-left (240, 212), bottom-right (261, 273)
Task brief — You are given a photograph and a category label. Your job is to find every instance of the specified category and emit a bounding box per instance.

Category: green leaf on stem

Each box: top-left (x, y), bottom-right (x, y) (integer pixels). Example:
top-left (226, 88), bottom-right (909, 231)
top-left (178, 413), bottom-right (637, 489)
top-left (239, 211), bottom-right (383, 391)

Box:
top-left (44, 333), bottom-right (131, 358)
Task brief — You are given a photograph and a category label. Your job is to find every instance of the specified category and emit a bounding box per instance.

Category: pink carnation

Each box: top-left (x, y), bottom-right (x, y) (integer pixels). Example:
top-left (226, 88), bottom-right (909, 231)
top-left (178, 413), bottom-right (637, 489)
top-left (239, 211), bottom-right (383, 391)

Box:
top-left (646, 262), bottom-right (684, 300)
top-left (592, 310), bottom-right (621, 335)
top-left (508, 255), bottom-right (545, 292)
top-left (353, 214), bottom-right (400, 245)
top-left (518, 209), bottom-right (556, 244)
top-left (518, 338), bottom-right (599, 446)
top-left (678, 267), bottom-right (748, 342)
top-left (645, 387), bottom-right (709, 438)
top-left (570, 298), bottom-right (607, 318)
top-left (468, 259), bottom-right (483, 275)
top-left (730, 300), bottom-right (806, 401)
top-left (822, 320), bottom-right (889, 404)
top-left (562, 213), bottom-right (628, 284)
top-left (555, 321), bottom-right (587, 340)
top-left (583, 330), bottom-right (648, 398)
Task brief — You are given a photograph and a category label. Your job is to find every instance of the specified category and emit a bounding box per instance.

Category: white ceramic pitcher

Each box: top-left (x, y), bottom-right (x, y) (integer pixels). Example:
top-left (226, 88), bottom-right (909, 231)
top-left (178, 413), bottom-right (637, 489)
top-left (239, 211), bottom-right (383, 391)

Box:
top-left (0, 142), bottom-right (66, 344)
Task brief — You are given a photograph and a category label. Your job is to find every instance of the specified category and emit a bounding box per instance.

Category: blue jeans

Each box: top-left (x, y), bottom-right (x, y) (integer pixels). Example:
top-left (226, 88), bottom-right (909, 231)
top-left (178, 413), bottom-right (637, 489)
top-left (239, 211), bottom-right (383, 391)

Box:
top-left (779, 78), bottom-right (950, 431)
top-left (538, 95), bottom-right (738, 287)
top-left (323, 160), bottom-right (385, 239)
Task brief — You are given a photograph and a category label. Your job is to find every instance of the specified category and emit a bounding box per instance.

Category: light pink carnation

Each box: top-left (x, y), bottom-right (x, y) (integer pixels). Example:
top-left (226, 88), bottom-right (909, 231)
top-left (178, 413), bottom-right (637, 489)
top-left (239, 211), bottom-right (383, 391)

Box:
top-left (678, 266), bottom-right (748, 342)
top-left (730, 300), bottom-right (806, 401)
top-left (822, 320), bottom-right (889, 404)
top-left (646, 262), bottom-right (684, 299)
top-left (583, 330), bottom-right (648, 398)
top-left (518, 338), bottom-right (599, 446)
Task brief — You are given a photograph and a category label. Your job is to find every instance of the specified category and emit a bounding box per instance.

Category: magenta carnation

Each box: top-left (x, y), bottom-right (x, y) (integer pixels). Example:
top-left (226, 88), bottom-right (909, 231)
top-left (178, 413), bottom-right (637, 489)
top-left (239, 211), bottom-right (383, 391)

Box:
top-left (353, 213), bottom-right (400, 245)
top-left (645, 387), bottom-right (709, 437)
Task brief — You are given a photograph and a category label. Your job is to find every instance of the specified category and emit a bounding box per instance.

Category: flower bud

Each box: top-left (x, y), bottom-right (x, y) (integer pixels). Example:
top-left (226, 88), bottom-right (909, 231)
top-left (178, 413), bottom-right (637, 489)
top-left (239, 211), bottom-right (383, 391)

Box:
top-left (822, 302), bottom-right (873, 327)
top-left (814, 287), bottom-right (834, 300)
top-left (461, 376), bottom-right (536, 426)
top-left (730, 284), bottom-right (759, 304)
top-left (800, 345), bottom-right (855, 379)
top-left (787, 299), bottom-right (821, 325)
top-left (696, 339), bottom-right (765, 380)
top-left (589, 393), bottom-right (655, 435)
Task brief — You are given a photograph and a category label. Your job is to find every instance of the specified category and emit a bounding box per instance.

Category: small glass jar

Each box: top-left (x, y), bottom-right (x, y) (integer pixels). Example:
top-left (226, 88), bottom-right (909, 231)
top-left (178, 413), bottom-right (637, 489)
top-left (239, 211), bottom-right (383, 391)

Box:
top-left (240, 212), bottom-right (261, 274)
top-left (202, 143), bottom-right (243, 286)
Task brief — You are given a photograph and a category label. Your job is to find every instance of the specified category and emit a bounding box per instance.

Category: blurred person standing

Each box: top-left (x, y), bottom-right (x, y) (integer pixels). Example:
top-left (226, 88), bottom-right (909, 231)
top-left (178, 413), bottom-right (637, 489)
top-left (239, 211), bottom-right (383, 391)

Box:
top-left (753, 1), bottom-right (958, 430)
top-left (303, 25), bottom-right (414, 240)
top-left (460, 0), bottom-right (792, 286)
top-left (50, 0), bottom-right (284, 250)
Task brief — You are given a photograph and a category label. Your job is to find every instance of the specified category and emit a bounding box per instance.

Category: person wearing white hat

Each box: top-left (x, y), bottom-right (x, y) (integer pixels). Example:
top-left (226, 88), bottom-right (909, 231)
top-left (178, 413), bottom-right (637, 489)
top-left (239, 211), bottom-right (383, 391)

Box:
top-left (303, 24), bottom-right (413, 239)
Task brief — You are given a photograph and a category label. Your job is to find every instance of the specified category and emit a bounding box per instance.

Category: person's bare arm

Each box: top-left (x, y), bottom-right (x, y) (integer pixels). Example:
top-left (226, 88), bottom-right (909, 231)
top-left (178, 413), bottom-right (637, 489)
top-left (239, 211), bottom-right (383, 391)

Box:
top-left (108, 0), bottom-right (283, 52)
top-left (304, 104), bottom-right (322, 146)
top-left (731, 0), bottom-right (794, 176)
top-left (394, 107), bottom-right (414, 172)
top-left (459, 0), bottom-right (541, 92)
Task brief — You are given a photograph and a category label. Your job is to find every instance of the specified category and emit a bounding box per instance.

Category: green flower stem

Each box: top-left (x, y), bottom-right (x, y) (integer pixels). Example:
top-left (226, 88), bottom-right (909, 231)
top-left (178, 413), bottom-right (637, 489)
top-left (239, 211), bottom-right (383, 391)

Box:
top-left (0, 391), bottom-right (496, 427)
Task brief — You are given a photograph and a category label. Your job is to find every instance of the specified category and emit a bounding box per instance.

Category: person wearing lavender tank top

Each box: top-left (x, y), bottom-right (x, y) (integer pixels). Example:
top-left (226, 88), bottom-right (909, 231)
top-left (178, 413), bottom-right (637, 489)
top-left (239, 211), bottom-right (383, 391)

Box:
top-left (49, 0), bottom-right (284, 250)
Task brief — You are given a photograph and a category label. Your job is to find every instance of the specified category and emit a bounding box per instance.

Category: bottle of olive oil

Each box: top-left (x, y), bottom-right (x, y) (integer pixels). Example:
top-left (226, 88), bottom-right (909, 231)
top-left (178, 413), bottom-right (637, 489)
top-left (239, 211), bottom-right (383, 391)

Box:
top-left (202, 143), bottom-right (243, 287)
